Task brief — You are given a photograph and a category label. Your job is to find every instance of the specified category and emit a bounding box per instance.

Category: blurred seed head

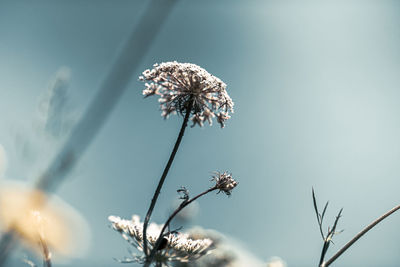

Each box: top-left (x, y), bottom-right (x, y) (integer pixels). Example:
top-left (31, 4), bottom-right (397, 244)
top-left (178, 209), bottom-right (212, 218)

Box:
top-left (0, 181), bottom-right (90, 259)
top-left (140, 61), bottom-right (234, 128)
top-left (175, 227), bottom-right (265, 267)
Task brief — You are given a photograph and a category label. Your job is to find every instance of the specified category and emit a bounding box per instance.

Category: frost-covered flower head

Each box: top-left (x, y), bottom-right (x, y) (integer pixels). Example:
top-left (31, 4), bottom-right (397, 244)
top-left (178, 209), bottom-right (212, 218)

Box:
top-left (211, 172), bottom-right (238, 196)
top-left (139, 61), bottom-right (234, 128)
top-left (109, 215), bottom-right (213, 266)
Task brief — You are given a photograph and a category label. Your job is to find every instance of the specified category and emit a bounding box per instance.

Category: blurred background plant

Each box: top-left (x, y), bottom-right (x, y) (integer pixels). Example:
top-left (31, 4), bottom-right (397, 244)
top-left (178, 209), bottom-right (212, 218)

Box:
top-left (0, 69), bottom-right (89, 265)
top-left (134, 61), bottom-right (234, 266)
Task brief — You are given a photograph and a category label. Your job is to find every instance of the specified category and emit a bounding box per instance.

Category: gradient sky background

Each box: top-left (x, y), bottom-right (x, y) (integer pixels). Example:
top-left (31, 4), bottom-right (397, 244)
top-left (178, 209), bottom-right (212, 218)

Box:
top-left (1, 0), bottom-right (400, 266)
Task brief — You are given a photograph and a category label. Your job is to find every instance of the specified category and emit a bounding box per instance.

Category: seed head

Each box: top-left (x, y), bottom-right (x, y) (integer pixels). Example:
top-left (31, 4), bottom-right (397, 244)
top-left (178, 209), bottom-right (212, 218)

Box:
top-left (211, 172), bottom-right (238, 196)
top-left (140, 61), bottom-right (234, 128)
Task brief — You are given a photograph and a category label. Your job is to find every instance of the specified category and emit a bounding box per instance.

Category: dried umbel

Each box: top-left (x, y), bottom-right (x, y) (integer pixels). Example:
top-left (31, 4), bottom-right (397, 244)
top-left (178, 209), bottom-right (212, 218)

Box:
top-left (211, 172), bottom-right (238, 196)
top-left (140, 61), bottom-right (234, 128)
top-left (109, 215), bottom-right (213, 266)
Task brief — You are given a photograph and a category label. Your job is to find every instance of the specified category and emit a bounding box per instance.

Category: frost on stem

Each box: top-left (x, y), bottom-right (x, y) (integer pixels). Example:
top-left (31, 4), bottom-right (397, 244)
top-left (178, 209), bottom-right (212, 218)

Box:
top-left (211, 172), bottom-right (238, 196)
top-left (109, 215), bottom-right (213, 266)
top-left (139, 61), bottom-right (234, 128)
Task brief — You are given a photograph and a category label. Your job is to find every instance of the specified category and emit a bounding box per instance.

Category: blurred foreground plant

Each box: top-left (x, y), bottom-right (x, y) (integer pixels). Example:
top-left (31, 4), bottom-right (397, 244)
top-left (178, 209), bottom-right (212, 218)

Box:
top-left (0, 0), bottom-right (180, 264)
top-left (0, 69), bottom-right (89, 266)
top-left (110, 172), bottom-right (238, 266)
top-left (0, 181), bottom-right (90, 266)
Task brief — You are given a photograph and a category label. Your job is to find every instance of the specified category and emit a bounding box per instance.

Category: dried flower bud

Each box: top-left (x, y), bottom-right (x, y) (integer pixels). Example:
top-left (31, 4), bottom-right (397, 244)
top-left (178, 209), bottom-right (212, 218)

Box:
top-left (211, 172), bottom-right (238, 196)
top-left (140, 61), bottom-right (234, 128)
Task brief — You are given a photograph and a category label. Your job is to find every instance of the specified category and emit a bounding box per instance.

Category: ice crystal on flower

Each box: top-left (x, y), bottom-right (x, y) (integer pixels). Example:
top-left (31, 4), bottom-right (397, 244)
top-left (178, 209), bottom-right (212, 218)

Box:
top-left (140, 61), bottom-right (234, 128)
top-left (109, 215), bottom-right (213, 266)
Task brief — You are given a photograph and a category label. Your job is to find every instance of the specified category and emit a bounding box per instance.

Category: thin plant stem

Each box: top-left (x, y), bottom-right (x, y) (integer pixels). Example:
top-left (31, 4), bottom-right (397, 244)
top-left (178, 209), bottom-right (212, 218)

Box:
top-left (322, 204), bottom-right (400, 267)
top-left (39, 237), bottom-right (52, 267)
top-left (318, 208), bottom-right (342, 266)
top-left (145, 186), bottom-right (217, 265)
top-left (143, 101), bottom-right (193, 258)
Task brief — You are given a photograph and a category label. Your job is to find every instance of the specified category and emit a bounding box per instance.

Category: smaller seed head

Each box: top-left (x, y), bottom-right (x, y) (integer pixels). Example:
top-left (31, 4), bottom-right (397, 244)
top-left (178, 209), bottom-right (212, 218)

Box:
top-left (211, 172), bottom-right (238, 196)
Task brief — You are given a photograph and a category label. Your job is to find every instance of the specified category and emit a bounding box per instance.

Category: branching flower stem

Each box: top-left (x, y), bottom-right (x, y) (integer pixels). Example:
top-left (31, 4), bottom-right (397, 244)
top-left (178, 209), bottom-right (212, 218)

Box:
top-left (145, 186), bottom-right (217, 266)
top-left (143, 100), bottom-right (194, 259)
top-left (322, 204), bottom-right (400, 267)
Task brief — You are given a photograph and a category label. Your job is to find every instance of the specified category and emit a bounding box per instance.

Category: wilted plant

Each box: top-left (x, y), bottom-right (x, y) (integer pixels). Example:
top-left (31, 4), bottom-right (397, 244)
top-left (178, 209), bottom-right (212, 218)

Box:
top-left (110, 62), bottom-right (237, 266)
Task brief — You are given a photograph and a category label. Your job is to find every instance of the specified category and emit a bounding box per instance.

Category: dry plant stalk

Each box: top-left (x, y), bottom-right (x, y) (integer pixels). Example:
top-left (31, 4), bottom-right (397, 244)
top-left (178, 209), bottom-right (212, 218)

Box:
top-left (0, 0), bottom-right (179, 265)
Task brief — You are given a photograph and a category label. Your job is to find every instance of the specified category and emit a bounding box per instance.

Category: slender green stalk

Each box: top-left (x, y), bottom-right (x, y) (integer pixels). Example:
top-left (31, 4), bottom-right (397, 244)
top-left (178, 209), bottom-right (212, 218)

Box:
top-left (322, 204), bottom-right (400, 267)
top-left (145, 186), bottom-right (217, 265)
top-left (143, 102), bottom-right (193, 258)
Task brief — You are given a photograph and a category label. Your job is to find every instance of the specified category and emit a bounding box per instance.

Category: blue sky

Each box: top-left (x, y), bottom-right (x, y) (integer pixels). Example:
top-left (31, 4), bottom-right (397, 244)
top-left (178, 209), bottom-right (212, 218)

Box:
top-left (1, 0), bottom-right (400, 266)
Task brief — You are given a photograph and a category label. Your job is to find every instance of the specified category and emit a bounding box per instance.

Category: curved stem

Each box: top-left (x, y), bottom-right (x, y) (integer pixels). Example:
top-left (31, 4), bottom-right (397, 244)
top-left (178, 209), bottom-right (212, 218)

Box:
top-left (146, 186), bottom-right (217, 265)
top-left (143, 102), bottom-right (193, 258)
top-left (323, 204), bottom-right (400, 267)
